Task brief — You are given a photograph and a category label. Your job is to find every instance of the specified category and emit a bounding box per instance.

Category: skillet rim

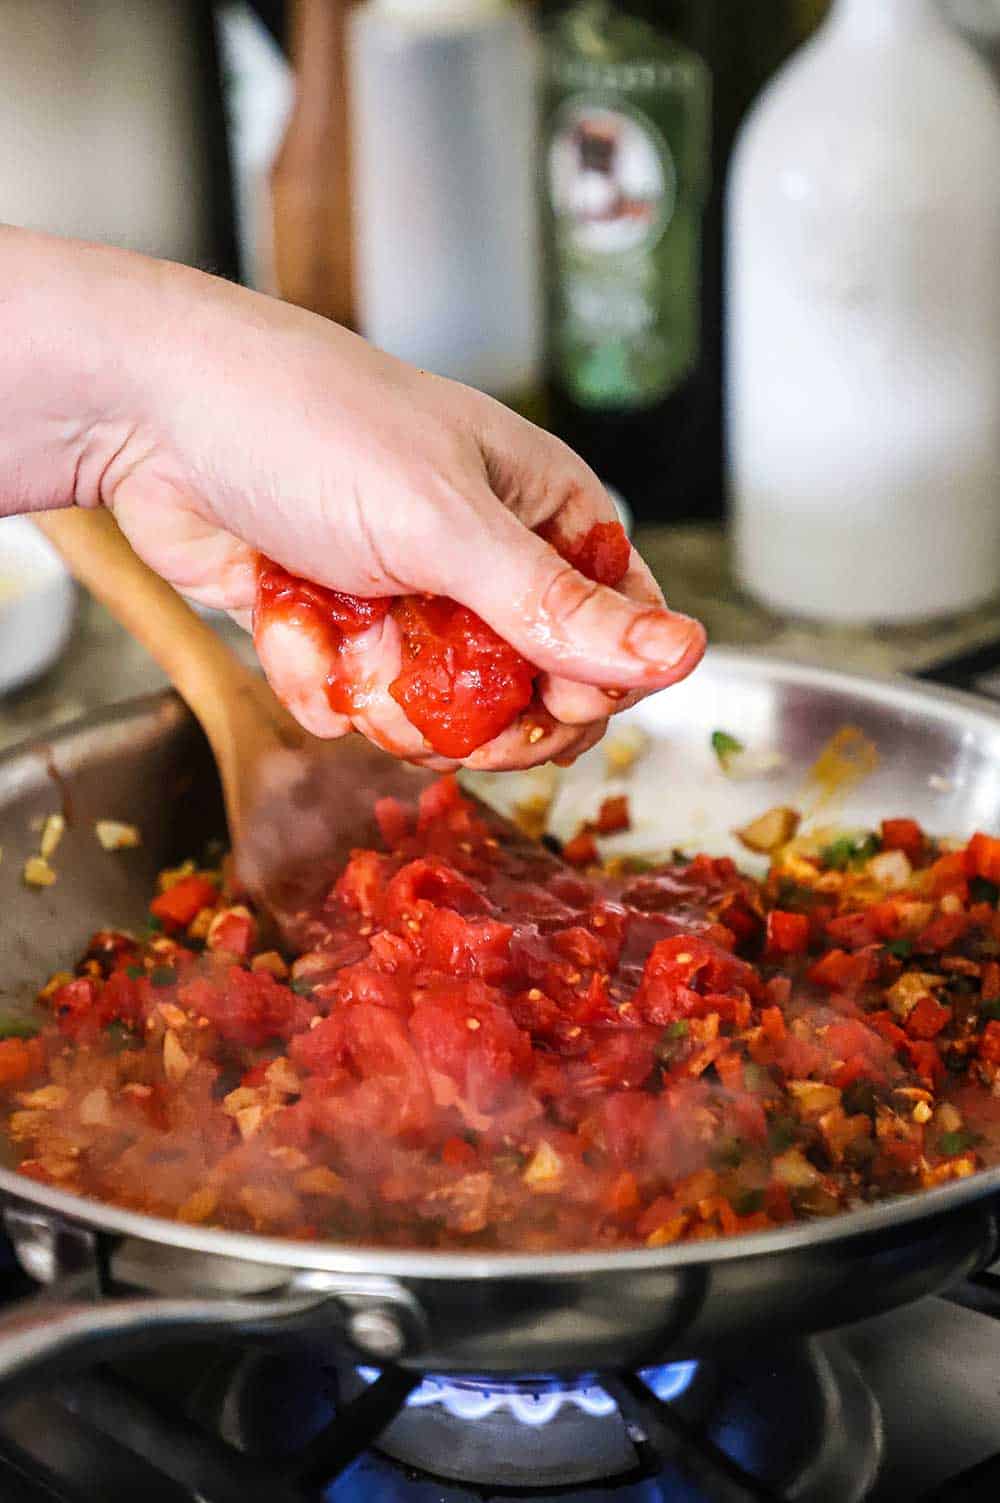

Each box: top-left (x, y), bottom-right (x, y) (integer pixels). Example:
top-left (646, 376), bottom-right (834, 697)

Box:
top-left (2, 648), bottom-right (1000, 1282)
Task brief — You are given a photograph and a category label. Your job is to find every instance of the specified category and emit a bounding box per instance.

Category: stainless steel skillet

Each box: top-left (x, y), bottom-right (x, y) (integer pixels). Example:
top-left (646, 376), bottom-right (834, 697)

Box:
top-left (0, 650), bottom-right (997, 1390)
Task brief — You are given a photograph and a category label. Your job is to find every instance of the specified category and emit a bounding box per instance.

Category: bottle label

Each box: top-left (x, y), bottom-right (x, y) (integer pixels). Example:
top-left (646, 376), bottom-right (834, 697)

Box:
top-left (549, 100), bottom-right (675, 258)
top-left (545, 83), bottom-right (705, 411)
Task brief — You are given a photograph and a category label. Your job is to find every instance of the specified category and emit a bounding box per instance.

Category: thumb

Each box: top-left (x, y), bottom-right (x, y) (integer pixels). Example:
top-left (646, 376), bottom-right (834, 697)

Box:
top-left (433, 500), bottom-right (705, 691)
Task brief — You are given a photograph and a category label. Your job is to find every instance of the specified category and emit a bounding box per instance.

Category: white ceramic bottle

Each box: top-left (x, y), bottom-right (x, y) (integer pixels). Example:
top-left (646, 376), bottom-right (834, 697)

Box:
top-left (349, 0), bottom-right (541, 406)
top-left (726, 0), bottom-right (1000, 624)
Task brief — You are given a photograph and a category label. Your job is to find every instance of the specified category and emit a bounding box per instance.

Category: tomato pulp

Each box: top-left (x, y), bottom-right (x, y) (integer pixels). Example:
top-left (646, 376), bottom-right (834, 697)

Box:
top-left (254, 520), bottom-right (631, 757)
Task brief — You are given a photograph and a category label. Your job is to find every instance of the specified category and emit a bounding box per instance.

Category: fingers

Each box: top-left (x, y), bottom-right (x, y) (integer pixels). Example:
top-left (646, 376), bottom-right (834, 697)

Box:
top-left (253, 611), bottom-right (352, 740)
top-left (433, 500), bottom-right (705, 693)
top-left (255, 604), bottom-right (459, 768)
top-left (538, 552), bottom-right (666, 724)
top-left (462, 706), bottom-right (607, 773)
top-left (461, 395), bottom-right (705, 705)
top-left (112, 492), bottom-right (259, 614)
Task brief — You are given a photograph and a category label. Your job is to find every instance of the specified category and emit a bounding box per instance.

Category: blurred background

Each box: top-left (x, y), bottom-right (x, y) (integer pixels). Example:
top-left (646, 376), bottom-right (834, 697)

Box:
top-left (1, 0), bottom-right (1000, 726)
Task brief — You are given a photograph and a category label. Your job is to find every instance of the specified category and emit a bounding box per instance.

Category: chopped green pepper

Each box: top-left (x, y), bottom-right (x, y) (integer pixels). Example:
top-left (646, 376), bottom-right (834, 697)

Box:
top-left (767, 1115), bottom-right (796, 1151)
top-left (884, 938), bottom-right (913, 960)
top-left (744, 1061), bottom-right (771, 1093)
top-left (939, 1130), bottom-right (974, 1157)
top-left (711, 730), bottom-right (744, 770)
top-left (730, 1188), bottom-right (765, 1216)
top-left (0, 1017), bottom-right (40, 1040)
top-left (290, 977), bottom-right (315, 996)
top-left (712, 1138), bottom-right (744, 1170)
top-left (105, 1020), bottom-right (135, 1052)
top-left (150, 967), bottom-right (176, 988)
top-left (970, 877), bottom-right (1000, 908)
top-left (821, 833), bottom-right (880, 871)
top-left (842, 1080), bottom-right (877, 1117)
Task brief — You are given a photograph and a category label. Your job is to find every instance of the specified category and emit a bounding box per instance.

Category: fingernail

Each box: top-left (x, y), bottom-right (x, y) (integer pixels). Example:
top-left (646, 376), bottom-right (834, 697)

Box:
top-left (626, 612), bottom-right (704, 669)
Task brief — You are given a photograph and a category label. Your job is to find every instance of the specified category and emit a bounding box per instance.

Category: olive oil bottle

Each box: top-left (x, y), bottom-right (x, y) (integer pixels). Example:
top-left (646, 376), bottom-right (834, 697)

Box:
top-left (541, 0), bottom-right (711, 521)
top-left (540, 0), bottom-right (828, 524)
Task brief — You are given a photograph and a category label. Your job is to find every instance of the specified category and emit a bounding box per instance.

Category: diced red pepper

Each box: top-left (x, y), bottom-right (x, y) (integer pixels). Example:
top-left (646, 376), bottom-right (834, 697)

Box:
top-left (867, 1010), bottom-right (907, 1050)
top-left (905, 995), bottom-right (952, 1040)
top-left (150, 875), bottom-right (218, 929)
top-left (604, 1170), bottom-right (641, 1216)
top-left (905, 1039), bottom-right (946, 1088)
top-left (765, 910), bottom-right (810, 957)
top-left (206, 910), bottom-right (257, 959)
top-left (713, 1051), bottom-right (744, 1091)
top-left (807, 948), bottom-right (877, 994)
top-left (982, 962), bottom-right (1000, 1003)
top-left (979, 1020), bottom-right (1000, 1066)
top-left (880, 819), bottom-right (924, 860)
top-left (916, 912), bottom-right (970, 952)
top-left (966, 832), bottom-right (1000, 883)
top-left (760, 1005), bottom-right (787, 1042)
top-left (595, 796), bottom-right (630, 835)
top-left (0, 1036), bottom-right (43, 1087)
top-left (562, 831), bottom-right (598, 868)
top-left (441, 1136), bottom-right (478, 1170)
top-left (929, 852), bottom-right (969, 900)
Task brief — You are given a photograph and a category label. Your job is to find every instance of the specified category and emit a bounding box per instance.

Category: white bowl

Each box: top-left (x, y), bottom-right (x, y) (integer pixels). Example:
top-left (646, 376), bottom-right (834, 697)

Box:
top-left (0, 517), bottom-right (77, 694)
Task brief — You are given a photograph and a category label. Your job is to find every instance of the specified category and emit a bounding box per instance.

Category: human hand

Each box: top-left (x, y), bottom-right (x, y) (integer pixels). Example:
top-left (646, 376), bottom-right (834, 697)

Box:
top-left (4, 230), bottom-right (705, 770)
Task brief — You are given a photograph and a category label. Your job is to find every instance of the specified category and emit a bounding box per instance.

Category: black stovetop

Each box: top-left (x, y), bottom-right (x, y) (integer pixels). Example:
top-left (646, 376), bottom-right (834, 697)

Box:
top-left (0, 1275), bottom-right (999, 1503)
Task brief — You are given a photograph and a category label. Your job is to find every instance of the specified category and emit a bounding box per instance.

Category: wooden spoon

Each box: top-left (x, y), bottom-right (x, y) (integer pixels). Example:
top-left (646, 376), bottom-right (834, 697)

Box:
top-left (34, 509), bottom-right (434, 941)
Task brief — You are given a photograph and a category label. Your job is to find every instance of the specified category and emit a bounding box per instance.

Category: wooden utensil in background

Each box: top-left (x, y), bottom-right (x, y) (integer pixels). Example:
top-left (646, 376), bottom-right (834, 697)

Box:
top-left (270, 0), bottom-right (360, 327)
top-left (33, 509), bottom-right (430, 941)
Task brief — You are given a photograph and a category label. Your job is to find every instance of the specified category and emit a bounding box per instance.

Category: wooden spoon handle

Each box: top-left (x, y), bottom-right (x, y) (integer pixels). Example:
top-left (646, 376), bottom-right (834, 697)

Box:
top-left (34, 509), bottom-right (304, 831)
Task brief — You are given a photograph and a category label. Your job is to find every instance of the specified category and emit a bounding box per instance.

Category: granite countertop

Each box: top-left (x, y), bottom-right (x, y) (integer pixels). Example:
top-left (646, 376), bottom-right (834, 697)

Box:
top-left (1, 524), bottom-right (997, 755)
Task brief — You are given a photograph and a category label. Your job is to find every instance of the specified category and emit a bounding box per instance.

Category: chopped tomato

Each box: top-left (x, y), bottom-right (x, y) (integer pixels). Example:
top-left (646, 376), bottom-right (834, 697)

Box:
top-left (389, 596), bottom-right (537, 758)
top-left (255, 522), bottom-right (630, 759)
top-left (8, 779), bottom-right (1000, 1253)
top-left (714, 1051), bottom-right (745, 1091)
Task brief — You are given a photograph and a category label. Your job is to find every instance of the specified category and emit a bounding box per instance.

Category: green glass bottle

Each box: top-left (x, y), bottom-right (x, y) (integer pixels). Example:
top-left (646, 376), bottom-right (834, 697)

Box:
top-left (542, 0), bottom-right (711, 517)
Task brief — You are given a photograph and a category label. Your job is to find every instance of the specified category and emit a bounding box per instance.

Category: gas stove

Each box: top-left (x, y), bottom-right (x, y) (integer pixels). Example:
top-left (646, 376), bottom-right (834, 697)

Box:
top-left (0, 1271), bottom-right (997, 1502)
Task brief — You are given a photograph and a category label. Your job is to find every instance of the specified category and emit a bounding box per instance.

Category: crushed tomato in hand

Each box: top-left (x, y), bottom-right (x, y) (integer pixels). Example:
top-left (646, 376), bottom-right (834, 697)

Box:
top-left (253, 521), bottom-right (631, 758)
top-left (7, 788), bottom-right (1000, 1251)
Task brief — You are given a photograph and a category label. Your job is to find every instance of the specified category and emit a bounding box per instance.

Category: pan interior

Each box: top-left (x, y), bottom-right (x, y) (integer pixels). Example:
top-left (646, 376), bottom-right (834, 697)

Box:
top-left (1, 653), bottom-right (999, 1251)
